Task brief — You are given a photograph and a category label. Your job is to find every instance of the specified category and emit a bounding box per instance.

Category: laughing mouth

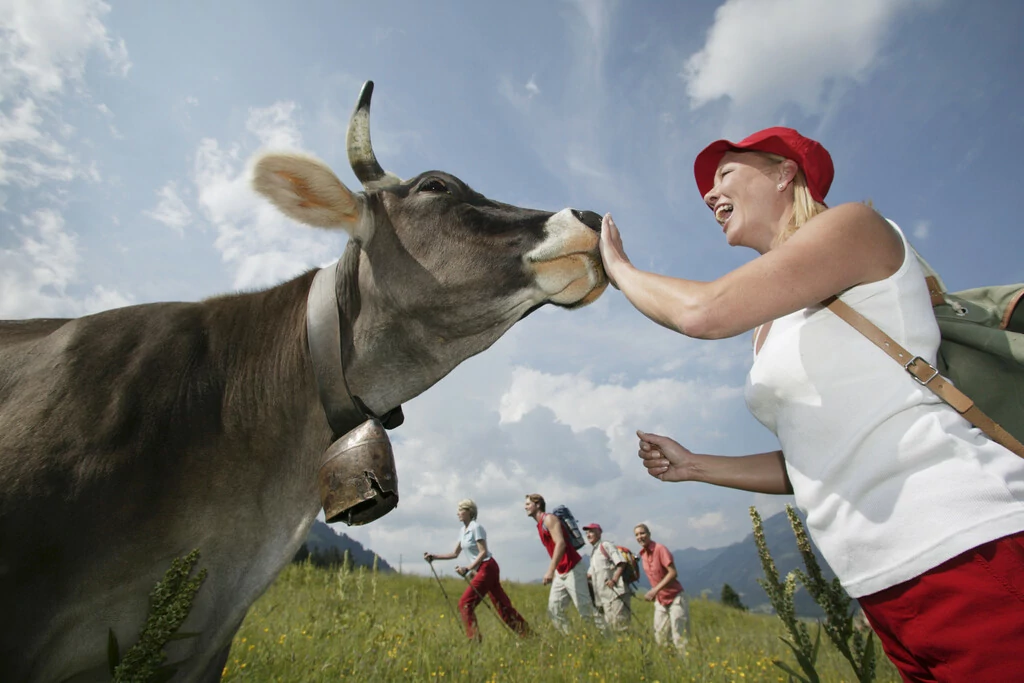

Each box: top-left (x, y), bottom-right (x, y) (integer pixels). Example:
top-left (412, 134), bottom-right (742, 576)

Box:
top-left (715, 203), bottom-right (733, 225)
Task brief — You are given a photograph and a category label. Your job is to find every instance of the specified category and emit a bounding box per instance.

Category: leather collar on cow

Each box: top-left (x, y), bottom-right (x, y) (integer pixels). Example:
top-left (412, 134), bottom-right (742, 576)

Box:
top-left (306, 260), bottom-right (404, 439)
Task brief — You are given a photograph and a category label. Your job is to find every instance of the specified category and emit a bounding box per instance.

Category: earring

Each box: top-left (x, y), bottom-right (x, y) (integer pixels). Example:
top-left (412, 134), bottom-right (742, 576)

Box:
top-left (777, 183), bottom-right (785, 191)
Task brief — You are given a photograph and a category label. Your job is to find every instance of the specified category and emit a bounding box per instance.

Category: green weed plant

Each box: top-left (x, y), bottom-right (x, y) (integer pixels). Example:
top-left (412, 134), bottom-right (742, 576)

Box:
top-left (221, 558), bottom-right (901, 682)
top-left (109, 549), bottom-right (207, 683)
top-left (751, 505), bottom-right (878, 683)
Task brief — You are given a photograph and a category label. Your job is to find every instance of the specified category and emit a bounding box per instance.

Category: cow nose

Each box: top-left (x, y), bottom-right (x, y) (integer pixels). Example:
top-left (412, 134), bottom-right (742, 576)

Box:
top-left (571, 209), bottom-right (603, 232)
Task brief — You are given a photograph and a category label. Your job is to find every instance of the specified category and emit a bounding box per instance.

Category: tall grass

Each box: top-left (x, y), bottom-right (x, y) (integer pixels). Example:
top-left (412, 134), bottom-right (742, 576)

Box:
top-left (221, 563), bottom-right (900, 682)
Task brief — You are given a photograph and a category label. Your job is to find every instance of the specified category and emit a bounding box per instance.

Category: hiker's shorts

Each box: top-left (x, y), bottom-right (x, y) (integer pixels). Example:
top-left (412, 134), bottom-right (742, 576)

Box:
top-left (858, 529), bottom-right (1024, 683)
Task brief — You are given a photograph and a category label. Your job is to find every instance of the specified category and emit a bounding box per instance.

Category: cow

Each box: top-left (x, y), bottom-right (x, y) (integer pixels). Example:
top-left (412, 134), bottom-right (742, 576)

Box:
top-left (0, 81), bottom-right (608, 682)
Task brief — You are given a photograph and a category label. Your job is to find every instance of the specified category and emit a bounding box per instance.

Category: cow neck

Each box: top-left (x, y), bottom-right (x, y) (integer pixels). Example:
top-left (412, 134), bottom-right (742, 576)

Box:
top-left (305, 258), bottom-right (404, 439)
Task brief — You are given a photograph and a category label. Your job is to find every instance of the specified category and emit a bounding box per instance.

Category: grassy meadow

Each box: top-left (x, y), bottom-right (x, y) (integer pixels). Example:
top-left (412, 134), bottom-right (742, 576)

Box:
top-left (220, 562), bottom-right (900, 682)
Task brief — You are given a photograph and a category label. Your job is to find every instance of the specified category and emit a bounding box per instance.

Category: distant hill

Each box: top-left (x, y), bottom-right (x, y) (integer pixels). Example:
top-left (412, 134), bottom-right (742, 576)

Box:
top-left (297, 519), bottom-right (395, 572)
top-left (669, 509), bottom-right (839, 618)
top-left (627, 545), bottom-right (724, 592)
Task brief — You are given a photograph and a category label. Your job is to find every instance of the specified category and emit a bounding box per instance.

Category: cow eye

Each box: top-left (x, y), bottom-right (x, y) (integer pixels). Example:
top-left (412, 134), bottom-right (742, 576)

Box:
top-left (418, 178), bottom-right (449, 194)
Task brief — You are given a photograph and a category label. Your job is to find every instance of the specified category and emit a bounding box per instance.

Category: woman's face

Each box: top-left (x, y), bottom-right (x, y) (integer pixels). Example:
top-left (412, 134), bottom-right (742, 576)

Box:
top-left (457, 507), bottom-right (472, 523)
top-left (703, 151), bottom-right (789, 253)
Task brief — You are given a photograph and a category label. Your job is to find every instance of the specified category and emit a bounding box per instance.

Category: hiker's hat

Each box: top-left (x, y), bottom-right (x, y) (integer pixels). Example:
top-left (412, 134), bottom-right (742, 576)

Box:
top-left (582, 523), bottom-right (602, 532)
top-left (693, 126), bottom-right (834, 204)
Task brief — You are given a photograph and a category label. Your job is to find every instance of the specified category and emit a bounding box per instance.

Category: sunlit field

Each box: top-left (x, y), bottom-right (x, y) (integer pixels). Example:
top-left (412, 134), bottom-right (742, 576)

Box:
top-left (220, 562), bottom-right (900, 682)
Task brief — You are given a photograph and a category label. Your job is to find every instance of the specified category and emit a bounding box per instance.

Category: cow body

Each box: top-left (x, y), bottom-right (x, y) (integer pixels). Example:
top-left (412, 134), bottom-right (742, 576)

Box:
top-left (0, 82), bottom-right (606, 682)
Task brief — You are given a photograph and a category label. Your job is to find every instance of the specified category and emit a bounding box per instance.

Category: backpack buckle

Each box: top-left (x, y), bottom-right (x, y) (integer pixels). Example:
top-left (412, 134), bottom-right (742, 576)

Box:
top-left (904, 356), bottom-right (939, 385)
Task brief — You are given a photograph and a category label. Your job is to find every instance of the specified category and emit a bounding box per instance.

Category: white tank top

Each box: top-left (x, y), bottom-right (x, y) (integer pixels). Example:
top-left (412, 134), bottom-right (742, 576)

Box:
top-left (745, 220), bottom-right (1024, 597)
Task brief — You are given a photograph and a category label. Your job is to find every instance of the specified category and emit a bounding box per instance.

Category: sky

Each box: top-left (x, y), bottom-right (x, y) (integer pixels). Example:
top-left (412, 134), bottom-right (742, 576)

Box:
top-left (3, 0), bottom-right (1023, 582)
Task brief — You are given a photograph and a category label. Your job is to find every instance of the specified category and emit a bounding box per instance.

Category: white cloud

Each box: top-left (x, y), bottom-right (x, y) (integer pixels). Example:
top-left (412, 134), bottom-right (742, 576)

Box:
top-left (499, 366), bottom-right (742, 446)
top-left (192, 102), bottom-right (347, 290)
top-left (0, 98), bottom-right (81, 187)
top-left (330, 354), bottom-right (769, 581)
top-left (143, 181), bottom-right (192, 235)
top-left (495, 0), bottom-right (633, 209)
top-left (687, 511), bottom-right (726, 532)
top-left (683, 0), bottom-right (920, 117)
top-left (525, 76), bottom-right (540, 98)
top-left (0, 0), bottom-right (130, 187)
top-left (498, 76), bottom-right (538, 113)
top-left (18, 208), bottom-right (78, 291)
top-left (0, 208), bottom-right (131, 317)
top-left (246, 101), bottom-right (303, 151)
top-left (0, 0), bottom-right (130, 99)
top-left (912, 220), bottom-right (930, 240)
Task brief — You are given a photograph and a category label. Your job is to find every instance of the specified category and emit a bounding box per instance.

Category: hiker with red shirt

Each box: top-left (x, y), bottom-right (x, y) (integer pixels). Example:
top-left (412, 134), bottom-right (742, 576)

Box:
top-left (524, 493), bottom-right (603, 633)
top-left (635, 524), bottom-right (689, 654)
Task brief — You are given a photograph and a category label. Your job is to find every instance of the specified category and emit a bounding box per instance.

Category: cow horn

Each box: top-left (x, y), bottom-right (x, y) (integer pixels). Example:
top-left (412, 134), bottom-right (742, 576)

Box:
top-left (347, 81), bottom-right (401, 189)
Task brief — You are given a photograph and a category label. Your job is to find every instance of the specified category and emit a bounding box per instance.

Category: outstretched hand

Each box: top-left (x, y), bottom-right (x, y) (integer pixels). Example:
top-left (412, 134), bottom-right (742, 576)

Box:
top-left (598, 213), bottom-right (631, 289)
top-left (637, 430), bottom-right (700, 482)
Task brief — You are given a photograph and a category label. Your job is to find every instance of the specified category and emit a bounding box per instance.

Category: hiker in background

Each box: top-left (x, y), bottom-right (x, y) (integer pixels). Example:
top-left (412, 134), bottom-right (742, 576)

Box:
top-left (424, 499), bottom-right (529, 641)
top-left (583, 523), bottom-right (632, 631)
top-left (524, 493), bottom-right (604, 634)
top-left (601, 126), bottom-right (1024, 681)
top-left (634, 524), bottom-right (688, 654)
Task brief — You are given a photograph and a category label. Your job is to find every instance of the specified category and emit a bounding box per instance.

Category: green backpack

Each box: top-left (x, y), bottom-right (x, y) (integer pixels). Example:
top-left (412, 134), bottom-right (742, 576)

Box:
top-left (916, 253), bottom-right (1024, 444)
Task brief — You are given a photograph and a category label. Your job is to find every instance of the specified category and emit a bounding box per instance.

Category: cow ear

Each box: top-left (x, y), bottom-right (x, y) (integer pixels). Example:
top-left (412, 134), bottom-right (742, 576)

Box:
top-left (252, 153), bottom-right (373, 243)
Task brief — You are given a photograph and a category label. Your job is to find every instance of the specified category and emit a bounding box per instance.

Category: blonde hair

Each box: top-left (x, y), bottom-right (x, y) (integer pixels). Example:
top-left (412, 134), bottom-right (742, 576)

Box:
top-left (457, 499), bottom-right (478, 520)
top-left (758, 152), bottom-right (828, 247)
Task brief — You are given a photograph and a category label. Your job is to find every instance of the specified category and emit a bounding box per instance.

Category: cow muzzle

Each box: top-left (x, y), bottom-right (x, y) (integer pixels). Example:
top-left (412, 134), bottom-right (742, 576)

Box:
top-left (318, 418), bottom-right (399, 526)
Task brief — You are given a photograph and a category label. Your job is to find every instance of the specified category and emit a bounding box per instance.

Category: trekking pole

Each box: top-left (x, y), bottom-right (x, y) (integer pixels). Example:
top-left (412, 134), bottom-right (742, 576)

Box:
top-left (459, 572), bottom-right (521, 636)
top-left (425, 559), bottom-right (463, 635)
top-left (605, 583), bottom-right (642, 627)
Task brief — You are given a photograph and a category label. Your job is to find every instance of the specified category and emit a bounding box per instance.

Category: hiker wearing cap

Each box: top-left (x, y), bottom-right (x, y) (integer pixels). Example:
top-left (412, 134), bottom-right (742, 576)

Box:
top-left (634, 524), bottom-right (688, 654)
top-left (524, 494), bottom-right (604, 634)
top-left (424, 499), bottom-right (529, 641)
top-left (583, 523), bottom-right (632, 631)
top-left (599, 127), bottom-right (1024, 680)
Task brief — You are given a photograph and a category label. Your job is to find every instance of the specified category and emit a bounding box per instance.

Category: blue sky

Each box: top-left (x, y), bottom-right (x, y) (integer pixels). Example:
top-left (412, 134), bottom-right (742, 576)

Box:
top-left (3, 0), bottom-right (1022, 581)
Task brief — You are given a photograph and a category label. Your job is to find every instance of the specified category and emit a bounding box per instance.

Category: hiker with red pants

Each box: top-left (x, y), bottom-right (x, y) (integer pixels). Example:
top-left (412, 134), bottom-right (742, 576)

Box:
top-left (601, 126), bottom-right (1024, 682)
top-left (424, 499), bottom-right (529, 641)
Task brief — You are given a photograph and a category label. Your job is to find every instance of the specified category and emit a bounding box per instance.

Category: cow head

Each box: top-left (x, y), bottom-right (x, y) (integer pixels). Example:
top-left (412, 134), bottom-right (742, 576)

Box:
top-left (252, 81), bottom-right (607, 412)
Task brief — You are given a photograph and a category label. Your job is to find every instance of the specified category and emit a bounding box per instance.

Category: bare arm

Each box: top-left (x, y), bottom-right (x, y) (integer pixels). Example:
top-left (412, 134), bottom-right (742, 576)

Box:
top-left (608, 545), bottom-right (627, 587)
top-left (423, 542), bottom-right (462, 563)
top-left (638, 430), bottom-right (792, 495)
top-left (599, 203), bottom-right (903, 339)
top-left (645, 561), bottom-right (679, 601)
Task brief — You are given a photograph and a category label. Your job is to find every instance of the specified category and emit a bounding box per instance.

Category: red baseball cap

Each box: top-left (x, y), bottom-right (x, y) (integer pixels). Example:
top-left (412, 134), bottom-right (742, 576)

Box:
top-left (582, 523), bottom-right (602, 532)
top-left (693, 126), bottom-right (834, 204)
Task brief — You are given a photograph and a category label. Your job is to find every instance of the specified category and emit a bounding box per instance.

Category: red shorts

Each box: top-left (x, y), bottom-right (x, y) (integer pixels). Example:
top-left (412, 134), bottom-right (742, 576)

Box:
top-left (857, 530), bottom-right (1024, 683)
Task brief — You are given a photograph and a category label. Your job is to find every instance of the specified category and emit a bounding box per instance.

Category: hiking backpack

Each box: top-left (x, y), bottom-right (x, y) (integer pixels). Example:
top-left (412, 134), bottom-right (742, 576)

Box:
top-left (831, 247), bottom-right (1024, 457)
top-left (617, 546), bottom-right (641, 587)
top-left (599, 542), bottom-right (640, 587)
top-left (917, 252), bottom-right (1024, 447)
top-left (551, 505), bottom-right (586, 550)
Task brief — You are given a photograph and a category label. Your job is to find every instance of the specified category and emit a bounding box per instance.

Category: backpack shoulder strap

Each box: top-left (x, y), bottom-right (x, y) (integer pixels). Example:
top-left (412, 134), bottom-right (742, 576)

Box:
top-left (824, 295), bottom-right (1024, 459)
top-left (925, 275), bottom-right (946, 307)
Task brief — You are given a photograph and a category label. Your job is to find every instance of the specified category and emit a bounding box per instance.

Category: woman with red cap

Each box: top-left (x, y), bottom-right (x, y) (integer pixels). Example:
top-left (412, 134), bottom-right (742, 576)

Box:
top-left (599, 127), bottom-right (1024, 682)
